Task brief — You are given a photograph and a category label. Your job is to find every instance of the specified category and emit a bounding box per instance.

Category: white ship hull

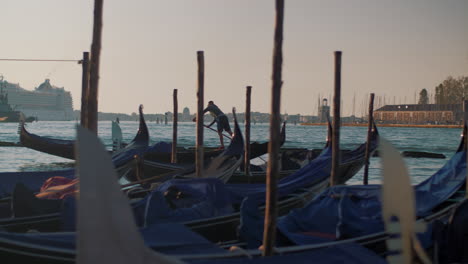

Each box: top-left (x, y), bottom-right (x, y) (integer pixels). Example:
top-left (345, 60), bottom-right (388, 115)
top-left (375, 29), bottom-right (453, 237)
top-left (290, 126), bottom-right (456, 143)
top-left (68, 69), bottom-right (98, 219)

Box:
top-left (1, 79), bottom-right (74, 121)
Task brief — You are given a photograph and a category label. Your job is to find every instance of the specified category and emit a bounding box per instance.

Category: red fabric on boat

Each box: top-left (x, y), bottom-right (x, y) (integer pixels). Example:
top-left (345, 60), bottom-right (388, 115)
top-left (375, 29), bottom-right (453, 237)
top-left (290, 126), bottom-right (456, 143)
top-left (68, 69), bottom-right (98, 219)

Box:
top-left (36, 176), bottom-right (78, 199)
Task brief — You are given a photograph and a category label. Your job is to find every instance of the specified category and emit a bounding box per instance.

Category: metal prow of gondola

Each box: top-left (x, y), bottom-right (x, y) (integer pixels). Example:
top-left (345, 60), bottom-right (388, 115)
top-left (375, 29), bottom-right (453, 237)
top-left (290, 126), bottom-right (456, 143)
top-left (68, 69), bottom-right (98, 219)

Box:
top-left (380, 138), bottom-right (431, 264)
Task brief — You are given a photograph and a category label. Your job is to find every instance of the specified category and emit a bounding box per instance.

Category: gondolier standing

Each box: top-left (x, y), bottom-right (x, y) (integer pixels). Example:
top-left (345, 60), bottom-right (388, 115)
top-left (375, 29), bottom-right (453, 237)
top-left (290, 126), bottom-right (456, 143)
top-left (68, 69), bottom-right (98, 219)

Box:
top-left (195, 101), bottom-right (233, 149)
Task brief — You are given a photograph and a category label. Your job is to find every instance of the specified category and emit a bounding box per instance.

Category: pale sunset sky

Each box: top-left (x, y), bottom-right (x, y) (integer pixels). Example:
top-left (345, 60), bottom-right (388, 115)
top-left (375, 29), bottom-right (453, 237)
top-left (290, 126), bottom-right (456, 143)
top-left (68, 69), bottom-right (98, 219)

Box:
top-left (1, 1), bottom-right (467, 116)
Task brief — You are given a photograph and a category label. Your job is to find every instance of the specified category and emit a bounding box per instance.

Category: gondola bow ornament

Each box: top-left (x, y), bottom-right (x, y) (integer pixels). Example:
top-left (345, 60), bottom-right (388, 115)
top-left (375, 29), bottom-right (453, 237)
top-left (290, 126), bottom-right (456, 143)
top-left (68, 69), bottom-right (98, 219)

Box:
top-left (380, 138), bottom-right (430, 264)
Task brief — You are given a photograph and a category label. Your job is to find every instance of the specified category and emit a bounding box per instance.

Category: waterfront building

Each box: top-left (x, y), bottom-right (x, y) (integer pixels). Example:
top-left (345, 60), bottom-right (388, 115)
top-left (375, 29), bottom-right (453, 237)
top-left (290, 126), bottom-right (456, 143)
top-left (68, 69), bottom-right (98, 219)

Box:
top-left (374, 104), bottom-right (463, 124)
top-left (0, 79), bottom-right (74, 121)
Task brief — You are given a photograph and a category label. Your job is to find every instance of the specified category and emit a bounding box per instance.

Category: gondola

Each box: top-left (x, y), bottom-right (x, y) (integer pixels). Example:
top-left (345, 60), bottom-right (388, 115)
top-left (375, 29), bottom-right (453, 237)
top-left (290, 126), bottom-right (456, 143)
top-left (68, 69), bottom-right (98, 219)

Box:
top-left (0, 113), bottom-right (245, 230)
top-left (0, 105), bottom-right (150, 200)
top-left (140, 121), bottom-right (286, 165)
top-left (221, 126), bottom-right (468, 261)
top-left (117, 110), bottom-right (245, 185)
top-left (0, 121), bottom-right (379, 264)
top-left (19, 108), bottom-right (285, 163)
top-left (183, 123), bottom-right (378, 242)
top-left (229, 119), bottom-right (331, 184)
top-left (152, 127), bottom-right (467, 264)
top-left (0, 121), bottom-right (386, 264)
top-left (19, 105), bottom-right (149, 160)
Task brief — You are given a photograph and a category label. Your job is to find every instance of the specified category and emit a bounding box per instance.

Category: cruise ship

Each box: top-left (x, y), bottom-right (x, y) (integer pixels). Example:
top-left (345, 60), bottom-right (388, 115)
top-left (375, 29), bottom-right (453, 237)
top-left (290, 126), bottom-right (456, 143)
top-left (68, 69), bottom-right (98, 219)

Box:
top-left (0, 78), bottom-right (74, 121)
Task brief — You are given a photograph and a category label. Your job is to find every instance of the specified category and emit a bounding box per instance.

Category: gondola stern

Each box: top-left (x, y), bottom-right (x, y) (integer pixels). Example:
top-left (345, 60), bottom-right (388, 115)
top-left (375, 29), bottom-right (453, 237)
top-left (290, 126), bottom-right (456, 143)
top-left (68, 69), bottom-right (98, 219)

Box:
top-left (223, 108), bottom-right (244, 156)
top-left (456, 124), bottom-right (467, 153)
top-left (280, 121), bottom-right (286, 146)
top-left (324, 115), bottom-right (332, 148)
top-left (130, 104), bottom-right (150, 146)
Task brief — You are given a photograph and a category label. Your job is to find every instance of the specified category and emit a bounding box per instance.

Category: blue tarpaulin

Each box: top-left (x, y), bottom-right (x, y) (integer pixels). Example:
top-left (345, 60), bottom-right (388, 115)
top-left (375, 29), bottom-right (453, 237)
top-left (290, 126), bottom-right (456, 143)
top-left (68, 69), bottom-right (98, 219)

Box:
top-left (242, 150), bottom-right (467, 247)
top-left (130, 131), bottom-right (377, 228)
top-left (0, 222), bottom-right (224, 255)
top-left (189, 243), bottom-right (386, 264)
top-left (0, 132), bottom-right (152, 199)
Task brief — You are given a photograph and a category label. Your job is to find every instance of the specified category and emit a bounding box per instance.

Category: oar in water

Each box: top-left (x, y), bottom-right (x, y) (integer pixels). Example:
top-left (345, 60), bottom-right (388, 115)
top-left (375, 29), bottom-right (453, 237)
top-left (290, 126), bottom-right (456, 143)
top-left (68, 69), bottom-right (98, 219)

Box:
top-left (380, 138), bottom-right (431, 264)
top-left (192, 117), bottom-right (232, 140)
top-left (203, 125), bottom-right (232, 140)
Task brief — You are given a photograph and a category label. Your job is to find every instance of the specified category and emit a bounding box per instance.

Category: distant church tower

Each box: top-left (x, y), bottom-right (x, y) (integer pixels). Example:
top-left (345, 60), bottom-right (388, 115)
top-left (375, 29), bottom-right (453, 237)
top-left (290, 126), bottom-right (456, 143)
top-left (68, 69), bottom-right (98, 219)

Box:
top-left (182, 107), bottom-right (190, 121)
top-left (318, 98), bottom-right (330, 123)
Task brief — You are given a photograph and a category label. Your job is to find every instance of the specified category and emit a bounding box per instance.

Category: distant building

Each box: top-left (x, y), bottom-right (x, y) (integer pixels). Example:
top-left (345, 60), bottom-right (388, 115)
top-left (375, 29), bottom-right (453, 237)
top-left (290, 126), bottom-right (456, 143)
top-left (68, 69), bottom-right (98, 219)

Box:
top-left (318, 98), bottom-right (330, 123)
top-left (374, 104), bottom-right (463, 124)
top-left (182, 107), bottom-right (191, 122)
top-left (286, 114), bottom-right (301, 124)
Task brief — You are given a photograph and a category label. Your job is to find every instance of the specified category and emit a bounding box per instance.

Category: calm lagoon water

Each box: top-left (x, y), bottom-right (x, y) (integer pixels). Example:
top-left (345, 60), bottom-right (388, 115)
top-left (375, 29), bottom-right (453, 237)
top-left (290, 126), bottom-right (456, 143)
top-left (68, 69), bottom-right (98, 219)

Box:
top-left (0, 121), bottom-right (462, 185)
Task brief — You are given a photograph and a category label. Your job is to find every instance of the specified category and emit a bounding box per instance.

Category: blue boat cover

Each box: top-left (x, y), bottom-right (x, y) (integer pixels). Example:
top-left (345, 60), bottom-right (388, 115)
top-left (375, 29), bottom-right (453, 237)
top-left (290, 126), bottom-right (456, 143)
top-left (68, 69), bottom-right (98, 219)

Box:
top-left (0, 131), bottom-right (151, 199)
top-left (0, 221), bottom-right (385, 263)
top-left (130, 131), bottom-right (376, 227)
top-left (132, 178), bottom-right (235, 226)
top-left (0, 222), bottom-right (224, 255)
top-left (228, 130), bottom-right (376, 204)
top-left (130, 145), bottom-right (332, 227)
top-left (227, 146), bottom-right (333, 204)
top-left (189, 243), bottom-right (386, 264)
top-left (240, 150), bottom-right (466, 248)
top-left (146, 142), bottom-right (172, 153)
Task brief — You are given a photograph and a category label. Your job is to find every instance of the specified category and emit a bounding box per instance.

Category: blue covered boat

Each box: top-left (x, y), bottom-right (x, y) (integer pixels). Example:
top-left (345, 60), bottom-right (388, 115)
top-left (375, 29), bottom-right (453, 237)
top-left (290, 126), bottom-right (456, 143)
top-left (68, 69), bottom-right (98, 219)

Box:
top-left (0, 120), bottom-right (385, 264)
top-left (236, 127), bottom-right (467, 258)
top-left (0, 105), bottom-right (150, 202)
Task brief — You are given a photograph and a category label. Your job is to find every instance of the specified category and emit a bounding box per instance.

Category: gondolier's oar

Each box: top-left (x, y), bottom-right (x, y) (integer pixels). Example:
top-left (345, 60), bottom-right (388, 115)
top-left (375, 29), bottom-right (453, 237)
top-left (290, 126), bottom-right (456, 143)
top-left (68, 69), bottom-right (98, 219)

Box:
top-left (203, 124), bottom-right (232, 140)
top-left (380, 138), bottom-right (431, 264)
top-left (193, 117), bottom-right (232, 140)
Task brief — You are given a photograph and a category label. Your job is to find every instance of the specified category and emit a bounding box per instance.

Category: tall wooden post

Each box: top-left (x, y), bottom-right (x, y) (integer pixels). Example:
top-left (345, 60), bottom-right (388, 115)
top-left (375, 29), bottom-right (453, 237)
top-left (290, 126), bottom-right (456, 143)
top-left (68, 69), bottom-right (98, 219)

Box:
top-left (245, 86), bottom-right (252, 179)
top-left (363, 93), bottom-right (375, 185)
top-left (87, 0), bottom-right (104, 135)
top-left (171, 89), bottom-right (178, 163)
top-left (464, 100), bottom-right (468, 197)
top-left (80, 52), bottom-right (90, 128)
top-left (262, 0), bottom-right (284, 257)
top-left (330, 51), bottom-right (342, 186)
top-left (196, 51), bottom-right (205, 178)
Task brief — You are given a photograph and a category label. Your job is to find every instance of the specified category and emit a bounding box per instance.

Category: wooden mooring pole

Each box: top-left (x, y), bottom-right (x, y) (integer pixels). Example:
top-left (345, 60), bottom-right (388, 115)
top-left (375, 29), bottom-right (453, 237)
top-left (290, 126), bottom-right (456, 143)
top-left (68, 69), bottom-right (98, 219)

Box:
top-left (330, 51), bottom-right (342, 187)
top-left (80, 52), bottom-right (90, 128)
top-left (171, 89), bottom-right (178, 163)
top-left (262, 0), bottom-right (284, 257)
top-left (363, 93), bottom-right (375, 185)
top-left (245, 86), bottom-right (252, 179)
top-left (464, 100), bottom-right (468, 197)
top-left (196, 51), bottom-right (205, 178)
top-left (87, 0), bottom-right (104, 135)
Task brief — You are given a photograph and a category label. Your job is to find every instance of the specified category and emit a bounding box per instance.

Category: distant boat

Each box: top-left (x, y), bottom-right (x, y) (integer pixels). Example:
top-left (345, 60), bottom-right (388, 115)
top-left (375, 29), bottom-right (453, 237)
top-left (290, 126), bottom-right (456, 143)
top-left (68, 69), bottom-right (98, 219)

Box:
top-left (0, 76), bottom-right (35, 123)
top-left (0, 77), bottom-right (74, 121)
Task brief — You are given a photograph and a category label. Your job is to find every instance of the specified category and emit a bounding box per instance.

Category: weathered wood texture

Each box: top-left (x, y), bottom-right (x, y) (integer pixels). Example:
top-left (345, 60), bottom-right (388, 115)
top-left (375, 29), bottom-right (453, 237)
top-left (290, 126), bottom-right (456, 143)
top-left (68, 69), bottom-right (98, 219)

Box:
top-left (172, 89), bottom-right (178, 163)
top-left (196, 51), bottom-right (205, 178)
top-left (87, 0), bottom-right (103, 134)
top-left (330, 51), bottom-right (342, 186)
top-left (363, 93), bottom-right (375, 185)
top-left (262, 0), bottom-right (284, 257)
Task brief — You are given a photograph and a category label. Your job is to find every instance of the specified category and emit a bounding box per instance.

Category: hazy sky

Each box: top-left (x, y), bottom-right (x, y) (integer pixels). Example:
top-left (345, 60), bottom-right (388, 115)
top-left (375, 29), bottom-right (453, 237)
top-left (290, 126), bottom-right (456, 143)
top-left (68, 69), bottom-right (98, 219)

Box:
top-left (1, 1), bottom-right (467, 116)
